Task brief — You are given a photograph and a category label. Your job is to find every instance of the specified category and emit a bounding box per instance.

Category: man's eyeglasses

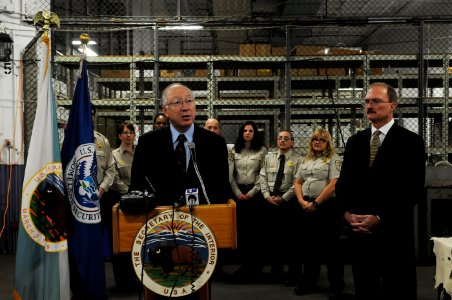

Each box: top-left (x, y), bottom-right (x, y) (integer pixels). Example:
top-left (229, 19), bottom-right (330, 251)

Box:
top-left (121, 131), bottom-right (135, 135)
top-left (312, 138), bottom-right (326, 143)
top-left (277, 136), bottom-right (292, 141)
top-left (166, 97), bottom-right (195, 108)
top-left (364, 99), bottom-right (390, 106)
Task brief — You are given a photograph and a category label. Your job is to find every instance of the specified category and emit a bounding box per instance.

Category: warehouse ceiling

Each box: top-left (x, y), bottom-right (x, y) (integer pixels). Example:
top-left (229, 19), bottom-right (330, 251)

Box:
top-left (51, 0), bottom-right (452, 56)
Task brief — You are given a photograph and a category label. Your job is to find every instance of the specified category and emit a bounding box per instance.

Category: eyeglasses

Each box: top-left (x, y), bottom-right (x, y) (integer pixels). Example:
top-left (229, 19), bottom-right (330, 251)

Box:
top-left (277, 136), bottom-right (292, 141)
top-left (364, 99), bottom-right (390, 106)
top-left (312, 138), bottom-right (326, 143)
top-left (121, 131), bottom-right (135, 135)
top-left (166, 97), bottom-right (195, 108)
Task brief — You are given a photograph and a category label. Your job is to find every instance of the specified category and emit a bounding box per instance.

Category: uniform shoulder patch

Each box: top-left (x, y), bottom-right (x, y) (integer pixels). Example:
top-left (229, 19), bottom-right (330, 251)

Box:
top-left (335, 160), bottom-right (342, 171)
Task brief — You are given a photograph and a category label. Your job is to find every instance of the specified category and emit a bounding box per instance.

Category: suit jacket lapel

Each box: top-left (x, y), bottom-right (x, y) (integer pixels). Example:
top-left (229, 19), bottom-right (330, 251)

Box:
top-left (164, 126), bottom-right (180, 168)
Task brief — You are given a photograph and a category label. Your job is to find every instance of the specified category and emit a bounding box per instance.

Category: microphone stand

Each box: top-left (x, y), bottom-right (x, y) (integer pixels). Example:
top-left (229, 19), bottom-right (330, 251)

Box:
top-left (189, 143), bottom-right (210, 204)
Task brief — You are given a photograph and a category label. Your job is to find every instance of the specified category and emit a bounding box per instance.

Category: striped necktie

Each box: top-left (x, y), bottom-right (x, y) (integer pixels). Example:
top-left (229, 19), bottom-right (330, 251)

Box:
top-left (369, 130), bottom-right (380, 166)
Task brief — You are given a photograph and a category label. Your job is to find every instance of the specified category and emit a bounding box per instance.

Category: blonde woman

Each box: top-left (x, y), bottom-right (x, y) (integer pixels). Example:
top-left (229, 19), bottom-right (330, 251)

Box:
top-left (293, 129), bottom-right (345, 300)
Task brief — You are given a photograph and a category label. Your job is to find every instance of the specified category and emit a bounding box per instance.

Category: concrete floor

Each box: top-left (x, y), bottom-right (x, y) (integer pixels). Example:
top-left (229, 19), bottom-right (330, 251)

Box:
top-left (0, 254), bottom-right (439, 299)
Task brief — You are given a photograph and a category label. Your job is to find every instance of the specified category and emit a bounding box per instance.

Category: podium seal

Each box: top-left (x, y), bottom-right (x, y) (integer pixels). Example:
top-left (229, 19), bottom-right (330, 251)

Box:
top-left (132, 210), bottom-right (218, 297)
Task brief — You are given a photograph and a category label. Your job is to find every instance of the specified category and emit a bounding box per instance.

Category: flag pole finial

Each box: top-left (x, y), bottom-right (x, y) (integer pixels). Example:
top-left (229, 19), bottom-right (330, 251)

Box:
top-left (80, 33), bottom-right (90, 54)
top-left (33, 11), bottom-right (60, 39)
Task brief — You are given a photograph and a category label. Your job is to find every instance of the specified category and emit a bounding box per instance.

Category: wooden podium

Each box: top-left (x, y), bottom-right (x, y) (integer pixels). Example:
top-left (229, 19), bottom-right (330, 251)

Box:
top-left (112, 200), bottom-right (237, 299)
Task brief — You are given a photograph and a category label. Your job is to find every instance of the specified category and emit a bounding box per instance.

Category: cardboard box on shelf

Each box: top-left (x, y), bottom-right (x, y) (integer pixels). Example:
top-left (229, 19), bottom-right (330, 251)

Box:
top-left (257, 69), bottom-right (272, 76)
top-left (101, 69), bottom-right (130, 78)
top-left (355, 68), bottom-right (384, 75)
top-left (223, 69), bottom-right (235, 76)
top-left (195, 69), bottom-right (208, 77)
top-left (272, 47), bottom-right (287, 56)
top-left (238, 69), bottom-right (257, 76)
top-left (298, 69), bottom-right (319, 76)
top-left (318, 68), bottom-right (346, 76)
top-left (160, 70), bottom-right (181, 77)
top-left (240, 44), bottom-right (256, 56)
top-left (293, 45), bottom-right (327, 56)
top-left (255, 44), bottom-right (272, 56)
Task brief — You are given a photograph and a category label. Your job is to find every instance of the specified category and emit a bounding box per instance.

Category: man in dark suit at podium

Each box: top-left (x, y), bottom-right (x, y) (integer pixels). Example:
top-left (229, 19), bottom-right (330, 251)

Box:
top-left (130, 83), bottom-right (230, 206)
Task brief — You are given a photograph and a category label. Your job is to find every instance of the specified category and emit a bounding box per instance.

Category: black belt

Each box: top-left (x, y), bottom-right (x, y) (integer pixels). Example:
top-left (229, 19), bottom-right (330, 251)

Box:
top-left (305, 196), bottom-right (317, 202)
top-left (238, 184), bottom-right (254, 193)
top-left (270, 191), bottom-right (284, 196)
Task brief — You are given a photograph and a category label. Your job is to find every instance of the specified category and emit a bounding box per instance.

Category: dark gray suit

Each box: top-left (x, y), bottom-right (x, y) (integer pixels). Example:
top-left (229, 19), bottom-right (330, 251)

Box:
top-left (336, 124), bottom-right (426, 299)
top-left (130, 125), bottom-right (230, 205)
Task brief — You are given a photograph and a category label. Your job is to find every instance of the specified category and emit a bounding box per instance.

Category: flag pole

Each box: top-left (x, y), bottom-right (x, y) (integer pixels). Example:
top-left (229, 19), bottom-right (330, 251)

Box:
top-left (14, 10), bottom-right (70, 300)
top-left (78, 33), bottom-right (89, 78)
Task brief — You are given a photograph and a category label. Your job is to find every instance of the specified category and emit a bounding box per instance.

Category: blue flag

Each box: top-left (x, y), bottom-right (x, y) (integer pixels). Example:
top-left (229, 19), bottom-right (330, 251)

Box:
top-left (14, 32), bottom-right (70, 300)
top-left (61, 59), bottom-right (106, 299)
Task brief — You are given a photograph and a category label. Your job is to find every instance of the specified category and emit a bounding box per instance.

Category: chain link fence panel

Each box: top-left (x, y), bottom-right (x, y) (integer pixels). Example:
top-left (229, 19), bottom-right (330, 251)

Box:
top-left (20, 1), bottom-right (452, 164)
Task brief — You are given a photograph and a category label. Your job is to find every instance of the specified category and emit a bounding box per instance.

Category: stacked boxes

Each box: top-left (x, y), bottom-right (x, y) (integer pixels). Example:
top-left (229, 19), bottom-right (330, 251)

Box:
top-left (239, 44), bottom-right (257, 76)
top-left (147, 44), bottom-right (384, 78)
top-left (100, 69), bottom-right (130, 78)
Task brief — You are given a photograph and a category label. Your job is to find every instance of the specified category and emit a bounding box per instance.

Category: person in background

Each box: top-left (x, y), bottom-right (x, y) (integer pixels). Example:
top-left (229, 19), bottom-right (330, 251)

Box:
top-left (94, 130), bottom-right (117, 206)
top-left (204, 118), bottom-right (221, 135)
top-left (111, 121), bottom-right (135, 194)
top-left (204, 117), bottom-right (235, 184)
top-left (230, 120), bottom-right (268, 283)
top-left (93, 130), bottom-right (118, 261)
top-left (110, 121), bottom-right (138, 291)
top-left (202, 117), bottom-right (235, 280)
top-left (335, 82), bottom-right (426, 300)
top-left (260, 130), bottom-right (302, 285)
top-left (153, 112), bottom-right (168, 129)
top-left (293, 128), bottom-right (345, 300)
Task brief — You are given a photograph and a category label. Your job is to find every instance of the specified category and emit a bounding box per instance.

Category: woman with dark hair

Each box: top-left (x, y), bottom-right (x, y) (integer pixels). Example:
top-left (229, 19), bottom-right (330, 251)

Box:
top-left (112, 121), bottom-right (135, 193)
top-left (110, 121), bottom-right (139, 291)
top-left (153, 113), bottom-right (168, 129)
top-left (230, 120), bottom-right (268, 283)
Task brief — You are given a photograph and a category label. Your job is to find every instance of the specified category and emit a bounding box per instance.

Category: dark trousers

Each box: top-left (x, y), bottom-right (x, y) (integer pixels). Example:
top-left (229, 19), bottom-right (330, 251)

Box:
top-left (235, 185), bottom-right (265, 273)
top-left (298, 198), bottom-right (345, 292)
top-left (263, 197), bottom-right (301, 279)
top-left (349, 231), bottom-right (417, 300)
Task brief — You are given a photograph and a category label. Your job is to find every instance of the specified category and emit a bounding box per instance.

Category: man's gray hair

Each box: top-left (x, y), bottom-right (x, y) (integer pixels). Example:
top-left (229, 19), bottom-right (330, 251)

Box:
top-left (161, 83), bottom-right (191, 106)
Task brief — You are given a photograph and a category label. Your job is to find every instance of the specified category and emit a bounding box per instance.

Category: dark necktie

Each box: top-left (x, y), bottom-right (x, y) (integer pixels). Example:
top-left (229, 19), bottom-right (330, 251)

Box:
top-left (369, 130), bottom-right (380, 166)
top-left (175, 134), bottom-right (187, 176)
top-left (273, 154), bottom-right (285, 195)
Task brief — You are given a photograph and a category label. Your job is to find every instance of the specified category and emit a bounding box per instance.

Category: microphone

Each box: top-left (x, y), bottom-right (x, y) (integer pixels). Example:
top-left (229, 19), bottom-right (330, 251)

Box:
top-left (189, 142), bottom-right (197, 162)
top-left (188, 142), bottom-right (210, 204)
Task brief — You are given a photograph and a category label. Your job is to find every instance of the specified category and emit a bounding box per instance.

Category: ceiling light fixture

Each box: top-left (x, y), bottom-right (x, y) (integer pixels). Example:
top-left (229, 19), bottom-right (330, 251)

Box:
top-left (72, 40), bottom-right (97, 45)
top-left (77, 46), bottom-right (98, 57)
top-left (161, 25), bottom-right (203, 31)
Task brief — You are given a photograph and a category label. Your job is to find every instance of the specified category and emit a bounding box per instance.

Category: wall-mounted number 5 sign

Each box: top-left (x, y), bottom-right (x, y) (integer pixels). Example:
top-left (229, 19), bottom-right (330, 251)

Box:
top-left (3, 61), bottom-right (12, 75)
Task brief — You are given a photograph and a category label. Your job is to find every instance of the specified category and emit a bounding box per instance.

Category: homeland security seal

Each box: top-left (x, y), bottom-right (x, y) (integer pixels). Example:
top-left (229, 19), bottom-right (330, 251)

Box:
top-left (132, 211), bottom-right (218, 297)
top-left (21, 163), bottom-right (67, 251)
top-left (64, 143), bottom-right (101, 224)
